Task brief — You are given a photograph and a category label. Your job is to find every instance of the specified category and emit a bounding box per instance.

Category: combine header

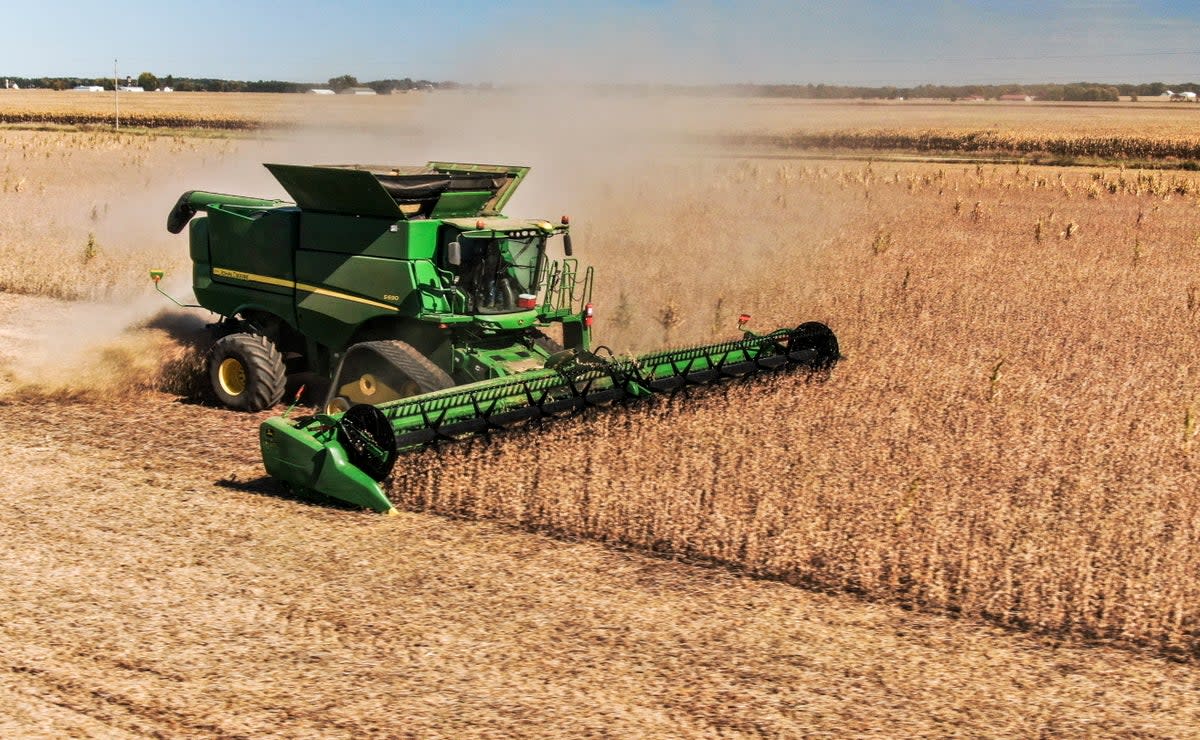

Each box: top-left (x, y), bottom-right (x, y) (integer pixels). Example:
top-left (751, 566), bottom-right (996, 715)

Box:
top-left (164, 162), bottom-right (839, 513)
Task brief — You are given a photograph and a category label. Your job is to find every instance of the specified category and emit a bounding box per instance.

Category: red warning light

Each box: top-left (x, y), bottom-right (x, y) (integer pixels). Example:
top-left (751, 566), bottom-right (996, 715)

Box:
top-left (561, 215), bottom-right (570, 225)
top-left (584, 302), bottom-right (595, 328)
top-left (738, 313), bottom-right (751, 329)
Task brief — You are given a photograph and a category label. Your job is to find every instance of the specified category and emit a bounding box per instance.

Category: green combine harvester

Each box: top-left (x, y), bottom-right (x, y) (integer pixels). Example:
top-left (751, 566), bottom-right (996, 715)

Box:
top-left (163, 162), bottom-right (839, 513)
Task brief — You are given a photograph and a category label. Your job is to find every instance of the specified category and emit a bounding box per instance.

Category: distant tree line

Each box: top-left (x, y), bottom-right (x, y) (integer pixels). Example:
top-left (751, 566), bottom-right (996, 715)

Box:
top-left (668, 82), bottom-right (1137, 102)
top-left (2, 76), bottom-right (1195, 101)
top-left (608, 81), bottom-right (1200, 102)
top-left (2, 74), bottom-right (458, 93)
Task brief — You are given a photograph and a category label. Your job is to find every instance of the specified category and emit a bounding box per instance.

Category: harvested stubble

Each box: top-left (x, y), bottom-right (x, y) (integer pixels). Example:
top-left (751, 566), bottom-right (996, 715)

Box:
top-left (391, 158), bottom-right (1200, 657)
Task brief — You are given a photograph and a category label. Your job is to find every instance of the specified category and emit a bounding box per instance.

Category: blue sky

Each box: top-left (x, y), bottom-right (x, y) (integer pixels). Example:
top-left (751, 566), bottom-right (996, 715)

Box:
top-left (5, 1), bottom-right (1200, 85)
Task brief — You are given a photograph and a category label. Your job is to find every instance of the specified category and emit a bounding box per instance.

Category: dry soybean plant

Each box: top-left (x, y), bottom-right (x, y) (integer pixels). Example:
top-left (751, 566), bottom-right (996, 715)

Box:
top-left (392, 158), bottom-right (1200, 658)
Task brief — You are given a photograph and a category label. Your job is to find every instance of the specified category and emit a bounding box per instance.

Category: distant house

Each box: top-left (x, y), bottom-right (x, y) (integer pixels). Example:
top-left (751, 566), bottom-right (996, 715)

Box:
top-left (117, 85), bottom-right (144, 92)
top-left (308, 88), bottom-right (336, 95)
top-left (72, 85), bottom-right (105, 92)
top-left (999, 94), bottom-right (1034, 102)
top-left (340, 87), bottom-right (377, 95)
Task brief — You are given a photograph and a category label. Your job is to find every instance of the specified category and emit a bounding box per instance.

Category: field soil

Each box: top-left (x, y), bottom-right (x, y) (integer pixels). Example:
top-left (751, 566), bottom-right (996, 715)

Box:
top-left (0, 292), bottom-right (1198, 738)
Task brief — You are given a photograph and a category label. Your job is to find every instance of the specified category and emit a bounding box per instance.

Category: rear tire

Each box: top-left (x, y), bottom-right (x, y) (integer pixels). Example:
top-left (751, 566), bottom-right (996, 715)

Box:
top-left (209, 333), bottom-right (287, 411)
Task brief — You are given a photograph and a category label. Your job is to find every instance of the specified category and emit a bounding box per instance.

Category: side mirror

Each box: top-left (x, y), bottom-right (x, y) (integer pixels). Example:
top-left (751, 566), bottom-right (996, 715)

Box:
top-left (447, 241), bottom-right (462, 266)
top-left (563, 233), bottom-right (573, 257)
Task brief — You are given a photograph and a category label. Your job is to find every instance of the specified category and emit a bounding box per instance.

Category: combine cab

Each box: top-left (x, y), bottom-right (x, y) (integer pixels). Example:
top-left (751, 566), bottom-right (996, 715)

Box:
top-left (163, 162), bottom-right (839, 513)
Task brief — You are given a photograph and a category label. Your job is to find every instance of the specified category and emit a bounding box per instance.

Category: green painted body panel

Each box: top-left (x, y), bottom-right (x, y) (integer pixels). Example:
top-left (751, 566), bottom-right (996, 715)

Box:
top-left (188, 218), bottom-right (208, 264)
top-left (299, 213), bottom-right (440, 260)
top-left (294, 252), bottom-right (407, 349)
top-left (189, 208), bottom-right (298, 326)
top-left (430, 191), bottom-right (493, 218)
top-left (472, 310), bottom-right (541, 332)
top-left (206, 207), bottom-right (298, 289)
top-left (193, 274), bottom-right (298, 331)
top-left (266, 164), bottom-right (403, 219)
top-left (409, 261), bottom-right (454, 313)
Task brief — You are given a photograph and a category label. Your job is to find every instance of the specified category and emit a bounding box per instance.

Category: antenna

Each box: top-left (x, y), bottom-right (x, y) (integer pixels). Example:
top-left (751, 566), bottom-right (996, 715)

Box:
top-left (114, 58), bottom-right (119, 131)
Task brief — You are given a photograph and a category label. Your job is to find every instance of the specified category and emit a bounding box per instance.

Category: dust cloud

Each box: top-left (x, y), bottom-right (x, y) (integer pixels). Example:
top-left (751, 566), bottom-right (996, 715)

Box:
top-left (264, 88), bottom-right (719, 220)
top-left (2, 13), bottom-right (809, 398)
top-left (0, 292), bottom-right (207, 400)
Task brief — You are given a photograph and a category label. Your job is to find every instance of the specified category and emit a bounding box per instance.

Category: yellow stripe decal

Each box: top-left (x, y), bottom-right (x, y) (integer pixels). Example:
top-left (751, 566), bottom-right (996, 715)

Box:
top-left (212, 267), bottom-right (293, 289)
top-left (211, 267), bottom-right (398, 312)
top-left (298, 283), bottom-right (399, 312)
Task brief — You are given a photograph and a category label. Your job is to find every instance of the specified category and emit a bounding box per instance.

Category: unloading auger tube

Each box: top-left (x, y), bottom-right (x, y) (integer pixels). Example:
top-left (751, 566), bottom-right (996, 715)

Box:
top-left (259, 322), bottom-right (838, 514)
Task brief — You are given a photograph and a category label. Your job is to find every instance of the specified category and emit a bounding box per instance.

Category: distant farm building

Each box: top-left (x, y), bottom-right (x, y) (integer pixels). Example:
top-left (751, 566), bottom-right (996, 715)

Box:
top-left (72, 85), bottom-right (105, 92)
top-left (999, 94), bottom-right (1034, 102)
top-left (117, 85), bottom-right (145, 93)
top-left (340, 87), bottom-right (377, 95)
top-left (308, 88), bottom-right (336, 95)
top-left (1167, 90), bottom-right (1198, 102)
top-left (960, 95), bottom-right (986, 102)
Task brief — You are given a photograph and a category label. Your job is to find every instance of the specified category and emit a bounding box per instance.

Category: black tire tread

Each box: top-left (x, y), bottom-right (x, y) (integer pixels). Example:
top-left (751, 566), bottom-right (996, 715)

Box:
top-left (530, 329), bottom-right (563, 354)
top-left (210, 332), bottom-right (287, 411)
top-left (344, 340), bottom-right (454, 396)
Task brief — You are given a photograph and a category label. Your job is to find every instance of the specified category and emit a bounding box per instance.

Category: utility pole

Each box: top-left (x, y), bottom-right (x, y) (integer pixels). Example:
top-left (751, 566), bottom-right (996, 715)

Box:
top-left (114, 58), bottom-right (119, 131)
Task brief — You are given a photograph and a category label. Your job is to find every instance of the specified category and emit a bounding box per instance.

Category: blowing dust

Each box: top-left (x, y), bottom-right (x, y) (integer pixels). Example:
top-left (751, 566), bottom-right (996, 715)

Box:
top-left (0, 292), bottom-right (209, 401)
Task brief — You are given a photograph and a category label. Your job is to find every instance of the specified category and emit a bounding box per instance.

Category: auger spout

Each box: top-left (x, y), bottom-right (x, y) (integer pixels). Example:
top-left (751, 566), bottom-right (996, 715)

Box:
top-left (166, 190), bottom-right (288, 234)
top-left (259, 322), bottom-right (839, 513)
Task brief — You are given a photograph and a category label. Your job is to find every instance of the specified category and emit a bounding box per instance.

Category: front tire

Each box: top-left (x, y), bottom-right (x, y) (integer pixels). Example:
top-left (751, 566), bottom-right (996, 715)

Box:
top-left (209, 333), bottom-right (287, 411)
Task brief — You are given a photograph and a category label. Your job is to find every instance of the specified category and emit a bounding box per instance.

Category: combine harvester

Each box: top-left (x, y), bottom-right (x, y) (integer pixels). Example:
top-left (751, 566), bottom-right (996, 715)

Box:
top-left (163, 163), bottom-right (839, 513)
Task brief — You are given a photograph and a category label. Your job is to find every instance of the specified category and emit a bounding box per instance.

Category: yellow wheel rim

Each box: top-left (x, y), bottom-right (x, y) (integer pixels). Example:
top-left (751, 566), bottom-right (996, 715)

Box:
top-left (218, 357), bottom-right (247, 396)
top-left (358, 373), bottom-right (377, 397)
